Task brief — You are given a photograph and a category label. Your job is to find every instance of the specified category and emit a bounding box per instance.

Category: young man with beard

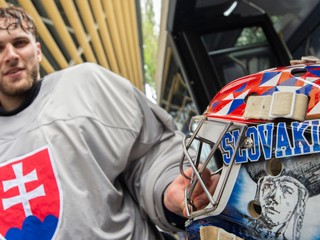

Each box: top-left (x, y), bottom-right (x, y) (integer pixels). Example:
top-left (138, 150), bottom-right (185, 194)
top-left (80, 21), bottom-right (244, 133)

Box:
top-left (0, 5), bottom-right (218, 240)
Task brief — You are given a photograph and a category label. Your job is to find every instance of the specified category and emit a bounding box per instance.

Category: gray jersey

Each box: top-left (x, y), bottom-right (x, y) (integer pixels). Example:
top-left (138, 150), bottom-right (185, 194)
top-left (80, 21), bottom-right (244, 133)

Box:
top-left (0, 63), bottom-right (183, 240)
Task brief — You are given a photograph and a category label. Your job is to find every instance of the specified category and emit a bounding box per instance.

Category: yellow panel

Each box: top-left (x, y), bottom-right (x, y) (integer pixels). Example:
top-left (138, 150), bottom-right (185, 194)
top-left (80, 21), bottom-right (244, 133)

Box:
top-left (17, 0), bottom-right (69, 68)
top-left (126, 0), bottom-right (140, 88)
top-left (102, 0), bottom-right (129, 79)
top-left (129, 1), bottom-right (140, 77)
top-left (60, 0), bottom-right (97, 63)
top-left (90, 0), bottom-right (120, 74)
top-left (0, 0), bottom-right (7, 7)
top-left (40, 55), bottom-right (55, 74)
top-left (112, 0), bottom-right (134, 82)
top-left (122, 1), bottom-right (138, 85)
top-left (129, 0), bottom-right (144, 90)
top-left (75, 0), bottom-right (109, 69)
top-left (41, 0), bottom-right (83, 65)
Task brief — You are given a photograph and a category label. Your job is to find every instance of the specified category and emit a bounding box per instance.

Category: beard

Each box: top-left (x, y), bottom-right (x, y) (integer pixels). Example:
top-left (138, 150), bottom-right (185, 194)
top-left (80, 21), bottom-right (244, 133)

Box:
top-left (0, 63), bottom-right (39, 97)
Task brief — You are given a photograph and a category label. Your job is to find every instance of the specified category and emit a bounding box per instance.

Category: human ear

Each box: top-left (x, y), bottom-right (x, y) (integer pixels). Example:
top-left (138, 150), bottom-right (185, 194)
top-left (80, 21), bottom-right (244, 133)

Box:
top-left (36, 42), bottom-right (42, 62)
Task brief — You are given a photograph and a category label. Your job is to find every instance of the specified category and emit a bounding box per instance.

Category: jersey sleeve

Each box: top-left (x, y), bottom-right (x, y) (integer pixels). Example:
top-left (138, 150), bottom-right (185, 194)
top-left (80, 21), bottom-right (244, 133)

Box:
top-left (121, 87), bottom-right (185, 231)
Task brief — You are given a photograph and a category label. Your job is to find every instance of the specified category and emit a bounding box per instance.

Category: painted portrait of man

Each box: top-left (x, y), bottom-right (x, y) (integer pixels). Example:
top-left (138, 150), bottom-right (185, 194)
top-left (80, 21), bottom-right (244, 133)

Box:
top-left (254, 175), bottom-right (308, 239)
top-left (246, 154), bottom-right (320, 240)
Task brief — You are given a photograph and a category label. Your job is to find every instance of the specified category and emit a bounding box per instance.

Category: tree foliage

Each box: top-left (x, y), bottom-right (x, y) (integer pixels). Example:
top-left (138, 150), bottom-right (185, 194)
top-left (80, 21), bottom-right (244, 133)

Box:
top-left (141, 0), bottom-right (159, 88)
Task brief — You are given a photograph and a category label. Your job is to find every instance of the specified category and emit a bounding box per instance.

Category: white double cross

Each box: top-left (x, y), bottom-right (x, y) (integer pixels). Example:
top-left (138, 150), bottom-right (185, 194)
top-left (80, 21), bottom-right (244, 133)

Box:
top-left (2, 162), bottom-right (45, 217)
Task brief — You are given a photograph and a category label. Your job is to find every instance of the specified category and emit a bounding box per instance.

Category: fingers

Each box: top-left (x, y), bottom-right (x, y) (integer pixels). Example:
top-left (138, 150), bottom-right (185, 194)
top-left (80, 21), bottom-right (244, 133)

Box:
top-left (191, 167), bottom-right (211, 197)
top-left (186, 166), bottom-right (220, 210)
top-left (192, 174), bottom-right (220, 210)
top-left (163, 168), bottom-right (195, 216)
top-left (164, 166), bottom-right (220, 218)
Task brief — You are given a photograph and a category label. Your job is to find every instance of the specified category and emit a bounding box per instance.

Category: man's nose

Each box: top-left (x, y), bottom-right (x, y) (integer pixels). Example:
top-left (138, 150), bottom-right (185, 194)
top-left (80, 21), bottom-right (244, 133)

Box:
top-left (270, 187), bottom-right (281, 205)
top-left (4, 44), bottom-right (18, 63)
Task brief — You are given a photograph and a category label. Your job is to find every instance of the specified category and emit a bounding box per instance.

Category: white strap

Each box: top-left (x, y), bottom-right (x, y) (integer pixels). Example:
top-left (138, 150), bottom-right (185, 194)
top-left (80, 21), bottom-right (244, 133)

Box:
top-left (200, 226), bottom-right (243, 240)
top-left (243, 92), bottom-right (308, 121)
top-left (290, 56), bottom-right (320, 65)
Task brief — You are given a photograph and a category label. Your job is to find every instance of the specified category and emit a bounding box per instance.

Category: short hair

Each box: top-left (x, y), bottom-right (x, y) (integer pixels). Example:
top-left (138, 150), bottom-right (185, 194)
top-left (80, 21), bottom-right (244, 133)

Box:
top-left (0, 5), bottom-right (37, 39)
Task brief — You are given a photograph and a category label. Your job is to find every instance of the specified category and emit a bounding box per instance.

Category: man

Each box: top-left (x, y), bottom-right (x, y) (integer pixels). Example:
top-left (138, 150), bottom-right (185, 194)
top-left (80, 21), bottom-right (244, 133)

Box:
top-left (0, 5), bottom-right (218, 240)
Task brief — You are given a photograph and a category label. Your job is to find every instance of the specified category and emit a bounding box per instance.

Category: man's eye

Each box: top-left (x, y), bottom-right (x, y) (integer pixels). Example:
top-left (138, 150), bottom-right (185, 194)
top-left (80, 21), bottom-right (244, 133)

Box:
top-left (282, 185), bottom-right (294, 195)
top-left (263, 183), bottom-right (272, 189)
top-left (14, 40), bottom-right (28, 48)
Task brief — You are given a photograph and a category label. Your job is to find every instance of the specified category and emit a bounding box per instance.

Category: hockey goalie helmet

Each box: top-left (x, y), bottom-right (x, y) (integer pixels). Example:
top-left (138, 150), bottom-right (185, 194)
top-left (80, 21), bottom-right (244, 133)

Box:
top-left (181, 64), bottom-right (320, 240)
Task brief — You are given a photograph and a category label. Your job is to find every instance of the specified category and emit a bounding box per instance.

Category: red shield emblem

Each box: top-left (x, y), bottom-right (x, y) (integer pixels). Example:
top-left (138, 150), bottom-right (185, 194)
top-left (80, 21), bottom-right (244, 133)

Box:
top-left (0, 147), bottom-right (61, 239)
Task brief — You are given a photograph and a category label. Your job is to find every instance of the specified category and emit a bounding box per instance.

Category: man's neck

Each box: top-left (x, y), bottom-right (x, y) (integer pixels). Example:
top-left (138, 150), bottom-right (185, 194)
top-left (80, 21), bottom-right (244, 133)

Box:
top-left (0, 94), bottom-right (27, 112)
top-left (0, 79), bottom-right (42, 116)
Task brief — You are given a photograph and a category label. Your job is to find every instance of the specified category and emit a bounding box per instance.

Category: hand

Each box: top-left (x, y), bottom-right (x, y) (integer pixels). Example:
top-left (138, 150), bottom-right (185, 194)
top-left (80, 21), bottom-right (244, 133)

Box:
top-left (163, 167), bottom-right (220, 217)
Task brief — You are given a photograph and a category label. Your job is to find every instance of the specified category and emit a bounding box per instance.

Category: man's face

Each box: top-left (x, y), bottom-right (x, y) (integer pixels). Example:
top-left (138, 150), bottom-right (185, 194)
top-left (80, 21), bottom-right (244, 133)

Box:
top-left (259, 176), bottom-right (299, 226)
top-left (0, 18), bottom-right (41, 101)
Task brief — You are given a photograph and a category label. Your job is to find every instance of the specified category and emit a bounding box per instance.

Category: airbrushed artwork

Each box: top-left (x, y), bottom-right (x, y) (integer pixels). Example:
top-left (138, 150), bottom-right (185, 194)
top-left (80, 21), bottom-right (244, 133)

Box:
top-left (181, 63), bottom-right (320, 240)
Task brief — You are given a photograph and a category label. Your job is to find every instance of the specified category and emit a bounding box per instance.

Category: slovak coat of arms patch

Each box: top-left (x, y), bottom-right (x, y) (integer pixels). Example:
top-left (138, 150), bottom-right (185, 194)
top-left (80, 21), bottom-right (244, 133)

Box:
top-left (0, 147), bottom-right (61, 240)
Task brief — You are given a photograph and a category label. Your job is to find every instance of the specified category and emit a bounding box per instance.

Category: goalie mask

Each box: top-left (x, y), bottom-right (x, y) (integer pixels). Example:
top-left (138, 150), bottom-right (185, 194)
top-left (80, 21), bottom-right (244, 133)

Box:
top-left (181, 64), bottom-right (320, 240)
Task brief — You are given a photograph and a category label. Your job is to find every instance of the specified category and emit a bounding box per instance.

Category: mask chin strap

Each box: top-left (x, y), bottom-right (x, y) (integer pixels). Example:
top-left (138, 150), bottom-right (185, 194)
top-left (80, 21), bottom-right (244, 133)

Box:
top-left (243, 92), bottom-right (308, 122)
